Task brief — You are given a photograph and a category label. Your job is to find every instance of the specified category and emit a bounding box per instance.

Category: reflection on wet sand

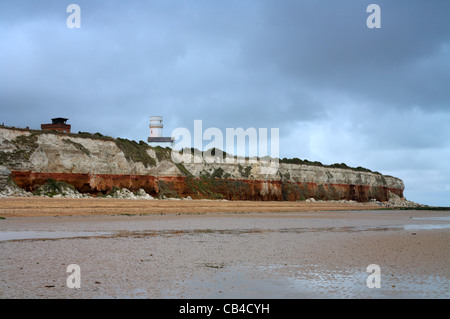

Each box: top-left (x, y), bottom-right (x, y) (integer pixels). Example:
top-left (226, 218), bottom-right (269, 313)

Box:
top-left (1, 210), bottom-right (449, 298)
top-left (2, 223), bottom-right (450, 241)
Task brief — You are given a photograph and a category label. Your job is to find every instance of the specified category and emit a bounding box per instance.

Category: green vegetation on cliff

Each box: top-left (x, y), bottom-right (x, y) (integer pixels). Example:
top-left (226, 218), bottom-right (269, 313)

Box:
top-left (62, 138), bottom-right (91, 156)
top-left (0, 133), bottom-right (39, 166)
top-left (76, 131), bottom-right (114, 141)
top-left (175, 163), bottom-right (192, 177)
top-left (153, 146), bottom-right (171, 162)
top-left (280, 157), bottom-right (382, 175)
top-left (114, 138), bottom-right (156, 167)
top-left (33, 178), bottom-right (76, 197)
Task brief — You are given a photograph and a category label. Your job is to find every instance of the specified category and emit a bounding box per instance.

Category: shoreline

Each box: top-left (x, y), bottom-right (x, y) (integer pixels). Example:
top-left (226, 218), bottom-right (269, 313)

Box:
top-left (0, 197), bottom-right (390, 218)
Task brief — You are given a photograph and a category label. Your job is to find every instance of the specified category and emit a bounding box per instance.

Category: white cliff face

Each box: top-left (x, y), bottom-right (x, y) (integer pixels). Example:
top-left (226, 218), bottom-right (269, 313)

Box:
top-left (0, 128), bottom-right (171, 176)
top-left (278, 164), bottom-right (404, 190)
top-left (0, 129), bottom-right (25, 144)
top-left (179, 153), bottom-right (404, 190)
top-left (0, 127), bottom-right (404, 190)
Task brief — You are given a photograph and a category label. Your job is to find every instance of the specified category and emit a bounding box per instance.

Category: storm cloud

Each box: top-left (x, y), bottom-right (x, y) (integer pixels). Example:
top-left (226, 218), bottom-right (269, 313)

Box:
top-left (1, 0), bottom-right (449, 205)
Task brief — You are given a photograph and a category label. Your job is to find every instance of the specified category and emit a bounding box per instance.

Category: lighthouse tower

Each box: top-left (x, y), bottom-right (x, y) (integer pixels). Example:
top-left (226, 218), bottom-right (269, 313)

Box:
top-left (149, 116), bottom-right (163, 138)
top-left (148, 116), bottom-right (174, 146)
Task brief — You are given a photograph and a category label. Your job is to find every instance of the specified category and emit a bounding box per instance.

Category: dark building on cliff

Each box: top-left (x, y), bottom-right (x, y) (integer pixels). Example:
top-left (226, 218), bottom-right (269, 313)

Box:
top-left (41, 118), bottom-right (71, 133)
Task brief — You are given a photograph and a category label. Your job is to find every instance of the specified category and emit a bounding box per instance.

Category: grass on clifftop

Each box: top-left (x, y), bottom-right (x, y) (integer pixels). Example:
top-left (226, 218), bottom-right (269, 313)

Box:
top-left (279, 157), bottom-right (382, 175)
top-left (114, 138), bottom-right (156, 167)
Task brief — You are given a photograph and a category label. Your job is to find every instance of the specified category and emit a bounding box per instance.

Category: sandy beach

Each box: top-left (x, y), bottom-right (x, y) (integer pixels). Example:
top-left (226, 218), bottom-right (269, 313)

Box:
top-left (0, 197), bottom-right (384, 218)
top-left (0, 198), bottom-right (449, 299)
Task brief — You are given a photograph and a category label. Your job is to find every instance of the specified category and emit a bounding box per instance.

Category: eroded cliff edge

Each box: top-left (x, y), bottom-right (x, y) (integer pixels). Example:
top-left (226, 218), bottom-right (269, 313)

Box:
top-left (0, 127), bottom-right (404, 202)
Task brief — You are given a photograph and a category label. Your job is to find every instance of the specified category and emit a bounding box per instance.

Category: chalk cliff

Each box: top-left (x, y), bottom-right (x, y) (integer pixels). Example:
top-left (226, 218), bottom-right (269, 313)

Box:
top-left (0, 127), bottom-right (404, 201)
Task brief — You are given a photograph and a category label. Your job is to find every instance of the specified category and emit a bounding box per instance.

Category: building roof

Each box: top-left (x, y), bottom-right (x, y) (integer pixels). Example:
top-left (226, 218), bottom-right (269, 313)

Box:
top-left (51, 118), bottom-right (69, 124)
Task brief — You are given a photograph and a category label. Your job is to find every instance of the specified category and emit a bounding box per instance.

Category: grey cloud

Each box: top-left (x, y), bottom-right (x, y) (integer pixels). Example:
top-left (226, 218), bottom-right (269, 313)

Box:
top-left (240, 0), bottom-right (450, 111)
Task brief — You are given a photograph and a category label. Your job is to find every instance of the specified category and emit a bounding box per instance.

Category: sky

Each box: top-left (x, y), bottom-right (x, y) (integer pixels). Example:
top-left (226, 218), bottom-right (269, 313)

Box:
top-left (0, 0), bottom-right (449, 206)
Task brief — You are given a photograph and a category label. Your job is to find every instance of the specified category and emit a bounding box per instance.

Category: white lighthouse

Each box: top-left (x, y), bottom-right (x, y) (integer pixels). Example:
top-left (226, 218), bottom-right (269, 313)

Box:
top-left (149, 116), bottom-right (163, 138)
top-left (148, 116), bottom-right (174, 145)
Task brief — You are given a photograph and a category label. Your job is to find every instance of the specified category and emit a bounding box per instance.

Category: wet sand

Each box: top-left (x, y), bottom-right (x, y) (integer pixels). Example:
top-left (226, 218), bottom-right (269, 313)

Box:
top-left (0, 198), bottom-right (449, 299)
